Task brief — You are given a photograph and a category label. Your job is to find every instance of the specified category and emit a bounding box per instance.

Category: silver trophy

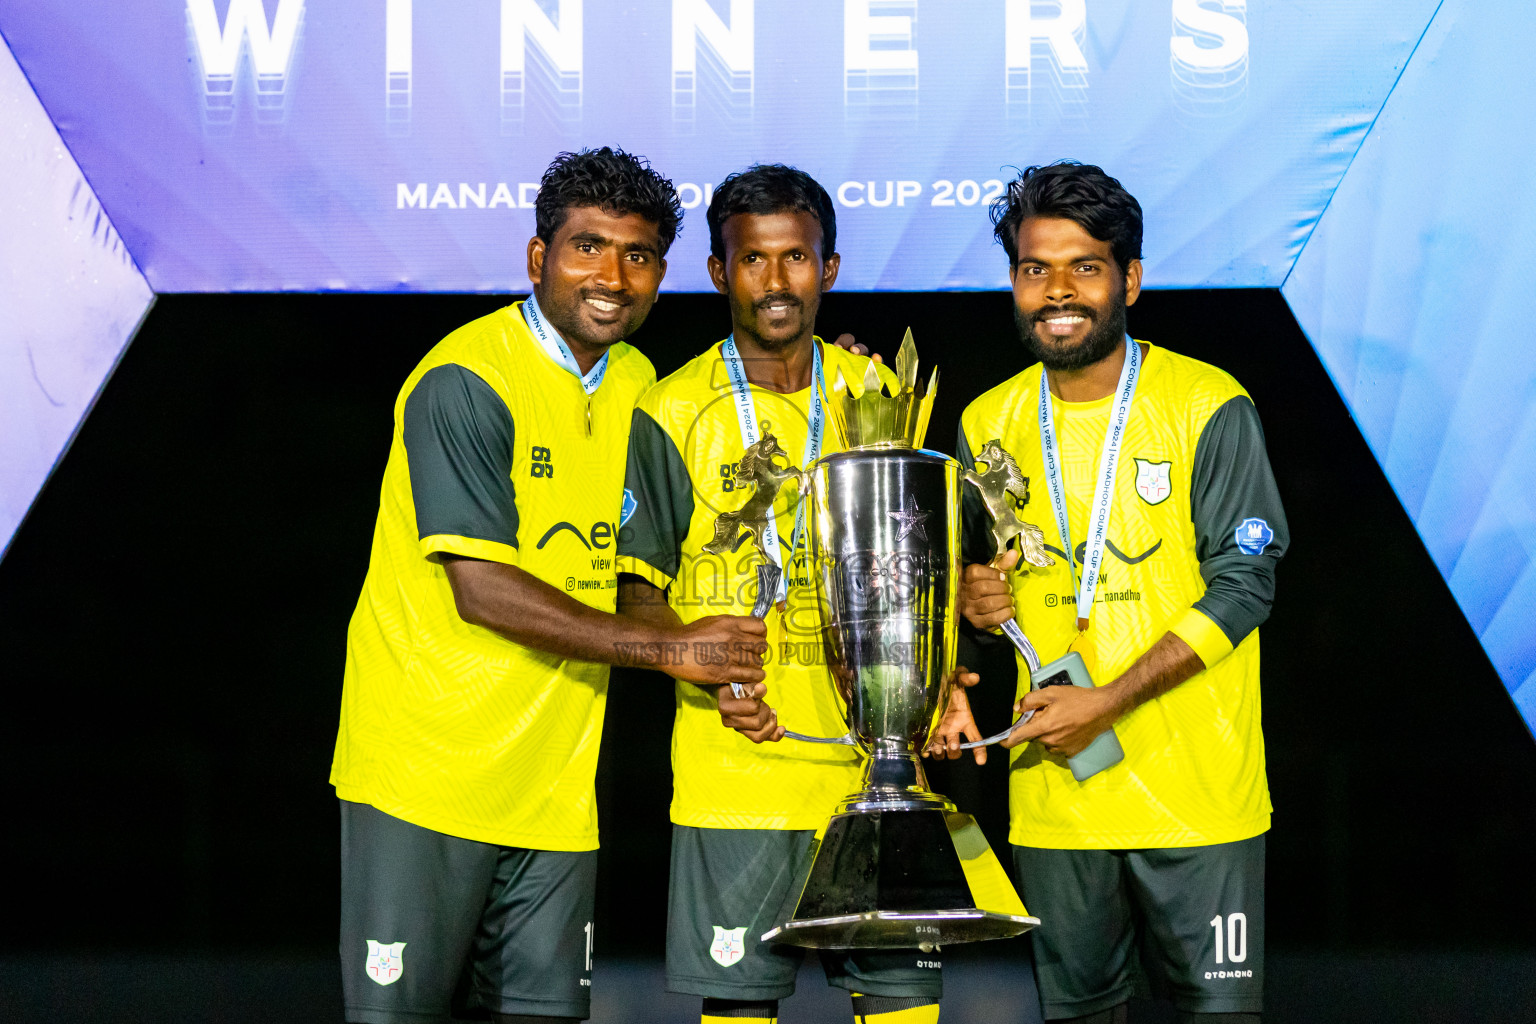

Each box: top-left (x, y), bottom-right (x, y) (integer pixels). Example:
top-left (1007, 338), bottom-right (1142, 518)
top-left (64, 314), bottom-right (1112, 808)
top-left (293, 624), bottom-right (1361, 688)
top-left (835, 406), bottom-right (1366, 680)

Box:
top-left (707, 332), bottom-right (1055, 949)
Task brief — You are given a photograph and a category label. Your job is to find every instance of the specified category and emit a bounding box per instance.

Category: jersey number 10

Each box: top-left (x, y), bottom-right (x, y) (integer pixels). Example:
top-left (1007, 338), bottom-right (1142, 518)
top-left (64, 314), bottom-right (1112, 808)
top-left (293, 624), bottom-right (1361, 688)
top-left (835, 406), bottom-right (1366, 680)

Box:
top-left (1209, 912), bottom-right (1248, 964)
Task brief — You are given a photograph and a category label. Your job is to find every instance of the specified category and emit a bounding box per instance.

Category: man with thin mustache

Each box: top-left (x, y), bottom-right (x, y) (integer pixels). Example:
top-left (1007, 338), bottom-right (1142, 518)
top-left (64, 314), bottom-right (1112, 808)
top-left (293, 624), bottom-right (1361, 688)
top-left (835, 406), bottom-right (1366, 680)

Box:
top-left (616, 164), bottom-right (947, 1024)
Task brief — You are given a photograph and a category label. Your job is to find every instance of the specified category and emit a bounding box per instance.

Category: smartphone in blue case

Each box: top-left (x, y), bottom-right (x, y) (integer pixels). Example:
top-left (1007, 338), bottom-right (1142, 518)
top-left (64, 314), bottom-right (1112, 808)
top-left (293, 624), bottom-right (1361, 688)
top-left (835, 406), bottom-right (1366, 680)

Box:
top-left (1029, 651), bottom-right (1125, 782)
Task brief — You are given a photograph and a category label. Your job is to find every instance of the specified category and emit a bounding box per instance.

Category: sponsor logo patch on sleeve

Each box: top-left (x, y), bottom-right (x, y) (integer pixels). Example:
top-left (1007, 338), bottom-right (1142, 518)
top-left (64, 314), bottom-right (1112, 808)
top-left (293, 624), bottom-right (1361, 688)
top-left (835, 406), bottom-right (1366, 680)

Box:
top-left (1234, 517), bottom-right (1274, 555)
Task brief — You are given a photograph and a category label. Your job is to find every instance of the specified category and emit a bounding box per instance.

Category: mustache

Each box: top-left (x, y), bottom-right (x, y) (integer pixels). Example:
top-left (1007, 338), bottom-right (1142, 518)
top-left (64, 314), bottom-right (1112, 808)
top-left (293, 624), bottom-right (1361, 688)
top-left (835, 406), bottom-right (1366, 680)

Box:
top-left (754, 293), bottom-right (803, 312)
top-left (1031, 304), bottom-right (1095, 324)
top-left (583, 288), bottom-right (629, 305)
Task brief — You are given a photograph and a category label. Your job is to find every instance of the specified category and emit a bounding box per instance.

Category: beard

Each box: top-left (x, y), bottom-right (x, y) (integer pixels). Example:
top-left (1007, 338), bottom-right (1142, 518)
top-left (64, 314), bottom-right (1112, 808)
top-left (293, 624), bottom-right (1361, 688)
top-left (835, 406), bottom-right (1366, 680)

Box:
top-left (1015, 292), bottom-right (1128, 372)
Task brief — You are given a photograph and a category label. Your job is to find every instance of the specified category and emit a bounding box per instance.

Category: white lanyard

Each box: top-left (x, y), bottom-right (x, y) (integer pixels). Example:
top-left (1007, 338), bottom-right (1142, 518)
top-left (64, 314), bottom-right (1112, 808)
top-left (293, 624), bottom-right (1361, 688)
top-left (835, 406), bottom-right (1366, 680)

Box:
top-left (720, 336), bottom-right (824, 603)
top-left (1038, 337), bottom-right (1141, 631)
top-left (522, 293), bottom-right (608, 395)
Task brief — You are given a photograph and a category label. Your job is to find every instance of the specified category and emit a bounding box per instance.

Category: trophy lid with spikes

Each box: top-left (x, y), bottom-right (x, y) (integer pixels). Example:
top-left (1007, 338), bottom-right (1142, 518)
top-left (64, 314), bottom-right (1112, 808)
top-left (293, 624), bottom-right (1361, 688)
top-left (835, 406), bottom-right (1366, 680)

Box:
top-left (828, 329), bottom-right (939, 450)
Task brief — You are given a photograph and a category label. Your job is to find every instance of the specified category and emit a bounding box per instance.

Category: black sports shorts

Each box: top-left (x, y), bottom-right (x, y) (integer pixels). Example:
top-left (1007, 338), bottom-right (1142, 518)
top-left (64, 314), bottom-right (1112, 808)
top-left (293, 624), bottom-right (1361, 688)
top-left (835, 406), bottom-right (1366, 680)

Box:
top-left (1013, 835), bottom-right (1265, 1017)
top-left (339, 800), bottom-right (597, 1023)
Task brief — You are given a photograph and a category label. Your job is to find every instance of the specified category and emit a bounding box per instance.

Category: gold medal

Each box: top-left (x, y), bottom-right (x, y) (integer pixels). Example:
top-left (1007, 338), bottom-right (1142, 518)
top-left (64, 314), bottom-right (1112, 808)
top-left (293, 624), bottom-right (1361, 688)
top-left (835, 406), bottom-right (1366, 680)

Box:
top-left (1067, 628), bottom-right (1098, 680)
top-left (585, 397), bottom-right (593, 437)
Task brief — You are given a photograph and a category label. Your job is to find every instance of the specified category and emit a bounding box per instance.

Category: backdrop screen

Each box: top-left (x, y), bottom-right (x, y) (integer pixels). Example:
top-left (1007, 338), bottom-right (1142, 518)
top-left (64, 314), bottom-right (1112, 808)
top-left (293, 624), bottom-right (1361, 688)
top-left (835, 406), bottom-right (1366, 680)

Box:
top-left (2, 0), bottom-right (1434, 292)
top-left (6, 1), bottom-right (1533, 738)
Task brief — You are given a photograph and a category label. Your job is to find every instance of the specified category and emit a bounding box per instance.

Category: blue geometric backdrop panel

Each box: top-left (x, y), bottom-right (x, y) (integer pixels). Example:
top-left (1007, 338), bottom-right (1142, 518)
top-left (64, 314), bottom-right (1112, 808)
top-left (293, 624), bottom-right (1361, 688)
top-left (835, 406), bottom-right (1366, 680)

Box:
top-left (0, 1), bottom-right (1436, 293)
top-left (1282, 0), bottom-right (1536, 732)
top-left (0, 32), bottom-right (154, 558)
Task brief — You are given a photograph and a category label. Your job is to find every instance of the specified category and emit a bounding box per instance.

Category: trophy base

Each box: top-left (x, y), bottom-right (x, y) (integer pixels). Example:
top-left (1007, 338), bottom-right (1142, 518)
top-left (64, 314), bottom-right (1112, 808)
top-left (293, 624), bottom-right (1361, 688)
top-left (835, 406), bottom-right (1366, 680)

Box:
top-left (762, 908), bottom-right (1038, 950)
top-left (764, 805), bottom-right (1038, 949)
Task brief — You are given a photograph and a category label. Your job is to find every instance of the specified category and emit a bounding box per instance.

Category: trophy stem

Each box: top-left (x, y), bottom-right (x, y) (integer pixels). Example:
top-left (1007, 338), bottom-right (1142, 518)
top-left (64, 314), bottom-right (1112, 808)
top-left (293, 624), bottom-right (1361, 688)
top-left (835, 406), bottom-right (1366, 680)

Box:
top-left (839, 742), bottom-right (953, 813)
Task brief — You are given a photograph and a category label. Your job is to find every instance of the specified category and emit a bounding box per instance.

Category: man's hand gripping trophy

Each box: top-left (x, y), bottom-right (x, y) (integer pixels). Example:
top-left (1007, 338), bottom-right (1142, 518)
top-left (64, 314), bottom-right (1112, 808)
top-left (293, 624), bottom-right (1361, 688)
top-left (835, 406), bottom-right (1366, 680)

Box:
top-left (926, 440), bottom-right (1055, 765)
top-left (698, 433), bottom-right (810, 743)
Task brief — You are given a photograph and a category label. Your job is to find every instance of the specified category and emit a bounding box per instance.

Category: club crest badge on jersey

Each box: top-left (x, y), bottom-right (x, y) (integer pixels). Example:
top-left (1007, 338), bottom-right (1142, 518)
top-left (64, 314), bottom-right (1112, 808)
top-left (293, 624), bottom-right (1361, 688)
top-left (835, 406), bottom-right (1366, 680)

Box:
top-left (1134, 459), bottom-right (1172, 505)
top-left (1235, 517), bottom-right (1274, 554)
top-left (620, 488), bottom-right (638, 527)
top-left (365, 940), bottom-right (406, 986)
top-left (709, 926), bottom-right (747, 967)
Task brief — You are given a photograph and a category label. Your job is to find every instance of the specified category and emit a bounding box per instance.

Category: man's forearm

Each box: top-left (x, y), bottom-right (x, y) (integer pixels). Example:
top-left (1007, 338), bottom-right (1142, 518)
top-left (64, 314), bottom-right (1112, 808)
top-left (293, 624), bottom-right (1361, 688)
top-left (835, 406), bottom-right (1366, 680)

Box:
top-left (1100, 631), bottom-right (1206, 721)
top-left (617, 575), bottom-right (682, 628)
top-left (444, 556), bottom-right (685, 670)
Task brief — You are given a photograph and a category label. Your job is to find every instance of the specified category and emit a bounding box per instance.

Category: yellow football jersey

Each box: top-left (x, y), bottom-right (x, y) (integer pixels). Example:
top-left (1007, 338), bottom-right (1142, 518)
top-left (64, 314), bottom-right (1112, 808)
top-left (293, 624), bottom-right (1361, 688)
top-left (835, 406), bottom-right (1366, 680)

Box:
top-left (960, 343), bottom-right (1287, 849)
top-left (617, 340), bottom-right (899, 830)
top-left (331, 301), bottom-right (656, 850)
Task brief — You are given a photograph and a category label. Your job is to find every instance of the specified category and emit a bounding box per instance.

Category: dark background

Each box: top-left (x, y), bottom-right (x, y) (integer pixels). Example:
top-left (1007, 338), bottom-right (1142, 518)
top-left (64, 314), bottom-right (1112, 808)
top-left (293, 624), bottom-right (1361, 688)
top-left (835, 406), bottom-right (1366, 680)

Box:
top-left (2, 289), bottom-right (1534, 1016)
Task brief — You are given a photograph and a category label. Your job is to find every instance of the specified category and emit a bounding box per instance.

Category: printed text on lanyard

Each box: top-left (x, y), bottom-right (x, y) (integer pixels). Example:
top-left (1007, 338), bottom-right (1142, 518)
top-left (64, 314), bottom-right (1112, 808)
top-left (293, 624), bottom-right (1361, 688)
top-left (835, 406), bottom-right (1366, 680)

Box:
top-left (1038, 337), bottom-right (1141, 633)
top-left (720, 337), bottom-right (825, 605)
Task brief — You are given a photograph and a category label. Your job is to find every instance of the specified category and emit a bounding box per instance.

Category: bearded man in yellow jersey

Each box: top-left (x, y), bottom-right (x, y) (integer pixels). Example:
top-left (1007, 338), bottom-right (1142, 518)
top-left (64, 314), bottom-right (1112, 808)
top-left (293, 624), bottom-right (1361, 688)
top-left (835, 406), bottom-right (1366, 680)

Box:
top-left (330, 148), bottom-right (768, 1024)
top-left (935, 163), bottom-right (1288, 1024)
top-left (615, 165), bottom-right (945, 1024)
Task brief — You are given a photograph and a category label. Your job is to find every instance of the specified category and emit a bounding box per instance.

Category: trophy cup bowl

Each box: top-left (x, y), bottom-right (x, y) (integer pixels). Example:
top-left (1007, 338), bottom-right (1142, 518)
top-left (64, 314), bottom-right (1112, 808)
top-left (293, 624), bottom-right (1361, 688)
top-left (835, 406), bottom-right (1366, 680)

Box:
top-left (814, 447), bottom-right (957, 796)
top-left (757, 334), bottom-right (1041, 950)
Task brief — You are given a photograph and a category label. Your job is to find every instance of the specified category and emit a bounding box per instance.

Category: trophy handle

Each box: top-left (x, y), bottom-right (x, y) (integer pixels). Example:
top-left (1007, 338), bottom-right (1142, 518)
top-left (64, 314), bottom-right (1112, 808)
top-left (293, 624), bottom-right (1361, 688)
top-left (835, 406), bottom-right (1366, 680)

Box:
top-left (749, 562), bottom-right (782, 620)
top-left (732, 565), bottom-right (857, 747)
top-left (959, 618), bottom-right (1041, 749)
top-left (703, 441), bottom-right (852, 746)
top-left (955, 440), bottom-right (1054, 749)
top-left (783, 728), bottom-right (857, 745)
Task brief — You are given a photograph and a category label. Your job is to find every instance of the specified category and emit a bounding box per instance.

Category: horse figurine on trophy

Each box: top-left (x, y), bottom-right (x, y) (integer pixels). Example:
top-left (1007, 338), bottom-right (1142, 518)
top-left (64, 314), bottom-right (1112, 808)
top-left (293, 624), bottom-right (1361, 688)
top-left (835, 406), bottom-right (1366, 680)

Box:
top-left (701, 433), bottom-right (809, 622)
top-left (963, 438), bottom-right (1054, 569)
top-left (701, 433), bottom-right (806, 559)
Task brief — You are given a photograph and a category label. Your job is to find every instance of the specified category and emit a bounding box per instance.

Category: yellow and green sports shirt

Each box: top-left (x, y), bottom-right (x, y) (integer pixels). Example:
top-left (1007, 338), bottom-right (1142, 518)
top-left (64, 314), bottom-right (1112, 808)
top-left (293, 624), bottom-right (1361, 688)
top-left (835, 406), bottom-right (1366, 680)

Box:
top-left (616, 340), bottom-right (898, 831)
top-left (959, 343), bottom-right (1288, 850)
top-left (330, 301), bottom-right (655, 850)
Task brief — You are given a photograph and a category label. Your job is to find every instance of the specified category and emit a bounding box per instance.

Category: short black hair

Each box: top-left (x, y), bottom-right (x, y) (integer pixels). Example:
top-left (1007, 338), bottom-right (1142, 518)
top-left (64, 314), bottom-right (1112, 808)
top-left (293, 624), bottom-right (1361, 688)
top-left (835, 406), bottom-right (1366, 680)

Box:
top-left (707, 164), bottom-right (836, 262)
top-left (990, 161), bottom-right (1143, 273)
top-left (535, 147), bottom-right (683, 256)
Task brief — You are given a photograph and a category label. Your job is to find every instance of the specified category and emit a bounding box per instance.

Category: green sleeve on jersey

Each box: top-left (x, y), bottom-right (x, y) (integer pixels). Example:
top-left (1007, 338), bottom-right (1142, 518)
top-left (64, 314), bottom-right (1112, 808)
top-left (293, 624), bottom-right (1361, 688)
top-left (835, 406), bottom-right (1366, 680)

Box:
top-left (616, 408), bottom-right (694, 582)
top-left (1190, 395), bottom-right (1289, 646)
top-left (402, 364), bottom-right (519, 549)
top-left (955, 426), bottom-right (1000, 568)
